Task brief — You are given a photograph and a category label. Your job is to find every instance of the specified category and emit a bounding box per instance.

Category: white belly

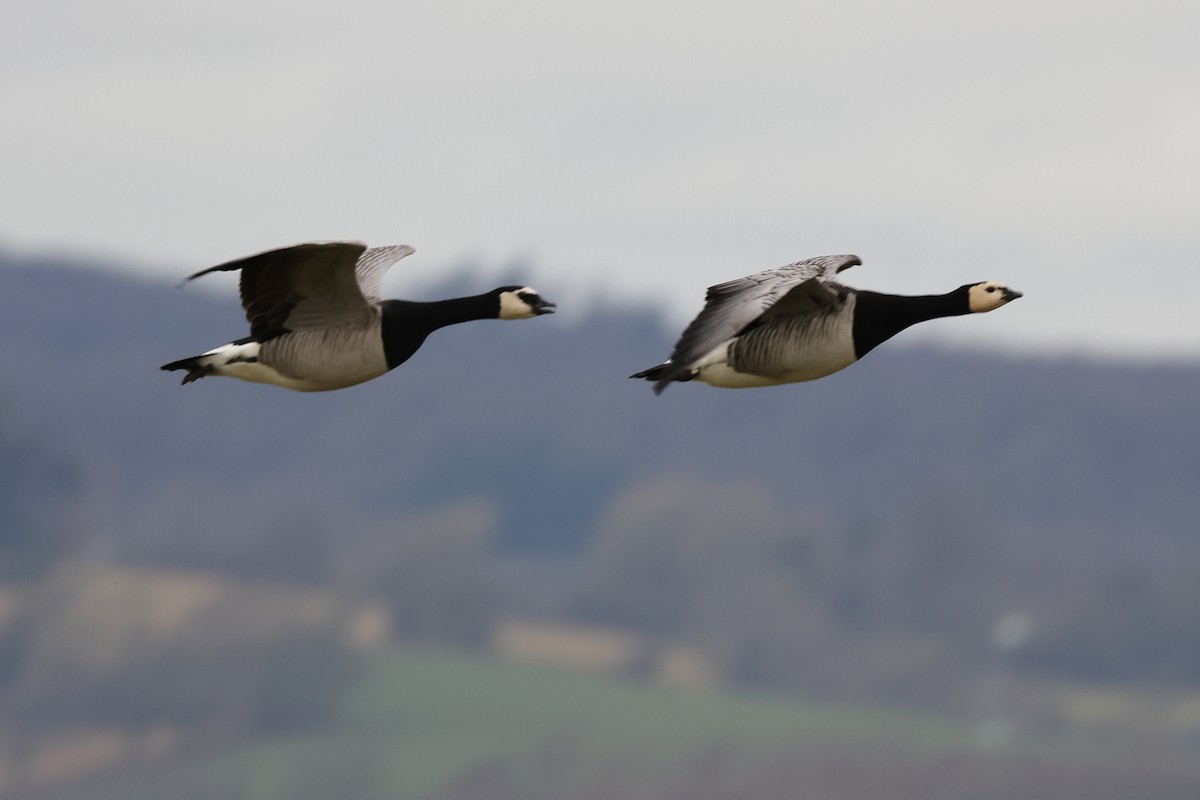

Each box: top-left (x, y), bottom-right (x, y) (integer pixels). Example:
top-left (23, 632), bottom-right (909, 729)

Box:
top-left (692, 316), bottom-right (857, 388)
top-left (693, 347), bottom-right (784, 388)
top-left (218, 360), bottom-right (358, 392)
top-left (202, 329), bottom-right (389, 392)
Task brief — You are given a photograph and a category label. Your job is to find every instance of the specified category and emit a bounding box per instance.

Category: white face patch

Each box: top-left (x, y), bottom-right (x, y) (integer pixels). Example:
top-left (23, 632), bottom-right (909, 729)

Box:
top-left (968, 281), bottom-right (1019, 313)
top-left (498, 287), bottom-right (539, 320)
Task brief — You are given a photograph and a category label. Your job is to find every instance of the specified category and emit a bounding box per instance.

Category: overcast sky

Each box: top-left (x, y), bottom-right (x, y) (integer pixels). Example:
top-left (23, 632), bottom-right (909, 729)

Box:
top-left (4, 0), bottom-right (1198, 358)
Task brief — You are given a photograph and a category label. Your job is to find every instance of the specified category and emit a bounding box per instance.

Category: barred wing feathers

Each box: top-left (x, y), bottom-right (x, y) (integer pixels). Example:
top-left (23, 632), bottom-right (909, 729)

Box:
top-left (666, 253), bottom-right (860, 371)
top-left (184, 241), bottom-right (415, 342)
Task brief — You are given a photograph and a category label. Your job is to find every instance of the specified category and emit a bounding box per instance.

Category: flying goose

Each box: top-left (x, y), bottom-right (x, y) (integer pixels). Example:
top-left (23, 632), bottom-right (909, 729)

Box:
top-left (162, 241), bottom-right (555, 391)
top-left (631, 254), bottom-right (1021, 394)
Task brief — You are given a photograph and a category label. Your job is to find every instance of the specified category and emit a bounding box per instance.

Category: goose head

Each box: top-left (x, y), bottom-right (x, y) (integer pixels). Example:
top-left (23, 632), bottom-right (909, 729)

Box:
top-left (497, 286), bottom-right (557, 319)
top-left (966, 281), bottom-right (1023, 313)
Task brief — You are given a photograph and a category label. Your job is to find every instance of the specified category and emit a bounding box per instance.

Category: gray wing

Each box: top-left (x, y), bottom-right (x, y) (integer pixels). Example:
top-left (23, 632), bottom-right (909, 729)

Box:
top-left (666, 254), bottom-right (861, 369)
top-left (354, 244), bottom-right (416, 305)
top-left (185, 241), bottom-right (411, 342)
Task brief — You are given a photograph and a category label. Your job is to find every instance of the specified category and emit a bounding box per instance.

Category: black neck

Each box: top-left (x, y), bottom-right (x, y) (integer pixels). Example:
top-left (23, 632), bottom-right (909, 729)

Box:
top-left (379, 294), bottom-right (500, 369)
top-left (851, 287), bottom-right (971, 359)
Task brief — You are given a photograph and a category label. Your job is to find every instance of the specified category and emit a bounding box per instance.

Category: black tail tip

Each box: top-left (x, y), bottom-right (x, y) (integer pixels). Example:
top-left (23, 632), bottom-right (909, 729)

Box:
top-left (161, 356), bottom-right (209, 385)
top-left (630, 361), bottom-right (672, 380)
top-left (629, 366), bottom-right (665, 384)
top-left (629, 362), bottom-right (686, 395)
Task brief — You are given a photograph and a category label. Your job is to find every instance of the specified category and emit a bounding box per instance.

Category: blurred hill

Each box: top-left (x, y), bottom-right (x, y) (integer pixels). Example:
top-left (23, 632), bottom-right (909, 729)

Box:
top-left (3, 249), bottom-right (1197, 562)
top-left (2, 247), bottom-right (1200, 796)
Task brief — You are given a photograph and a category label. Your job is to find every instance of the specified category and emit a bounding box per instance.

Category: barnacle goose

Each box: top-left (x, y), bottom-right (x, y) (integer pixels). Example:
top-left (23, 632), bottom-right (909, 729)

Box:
top-left (162, 241), bottom-right (555, 391)
top-left (631, 254), bottom-right (1021, 394)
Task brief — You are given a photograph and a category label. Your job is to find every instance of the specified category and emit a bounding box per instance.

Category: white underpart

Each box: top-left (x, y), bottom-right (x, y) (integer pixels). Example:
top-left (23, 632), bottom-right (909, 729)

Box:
top-left (692, 341), bottom-right (781, 388)
top-left (257, 328), bottom-right (388, 391)
top-left (498, 287), bottom-right (536, 320)
top-left (692, 310), bottom-right (858, 388)
top-left (193, 341), bottom-right (304, 391)
top-left (196, 334), bottom-right (388, 392)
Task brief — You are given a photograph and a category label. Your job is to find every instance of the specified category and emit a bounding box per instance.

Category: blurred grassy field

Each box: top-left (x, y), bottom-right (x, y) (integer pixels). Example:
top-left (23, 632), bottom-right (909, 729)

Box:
top-left (23, 647), bottom-right (1200, 800)
top-left (334, 649), bottom-right (966, 794)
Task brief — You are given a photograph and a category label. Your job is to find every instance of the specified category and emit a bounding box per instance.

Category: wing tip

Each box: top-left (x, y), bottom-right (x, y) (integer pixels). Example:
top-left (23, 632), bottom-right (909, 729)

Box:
top-left (837, 254), bottom-right (862, 271)
top-left (182, 240), bottom-right (373, 283)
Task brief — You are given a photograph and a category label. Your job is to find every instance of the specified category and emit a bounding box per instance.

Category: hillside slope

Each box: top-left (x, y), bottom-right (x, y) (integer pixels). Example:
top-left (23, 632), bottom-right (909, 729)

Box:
top-left (2, 250), bottom-right (1197, 562)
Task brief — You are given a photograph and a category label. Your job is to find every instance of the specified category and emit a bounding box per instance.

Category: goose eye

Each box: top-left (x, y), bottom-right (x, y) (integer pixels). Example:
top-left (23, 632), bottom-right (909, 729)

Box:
top-left (985, 286), bottom-right (997, 293)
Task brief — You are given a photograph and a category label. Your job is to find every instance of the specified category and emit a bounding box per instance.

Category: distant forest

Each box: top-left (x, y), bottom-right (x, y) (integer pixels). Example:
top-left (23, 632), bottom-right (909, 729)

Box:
top-left (3, 249), bottom-right (1200, 701)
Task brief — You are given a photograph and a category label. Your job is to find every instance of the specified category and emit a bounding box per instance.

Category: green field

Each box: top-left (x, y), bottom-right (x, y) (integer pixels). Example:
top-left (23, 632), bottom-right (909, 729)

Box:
top-left (335, 649), bottom-right (967, 795)
top-left (25, 647), bottom-right (1200, 800)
